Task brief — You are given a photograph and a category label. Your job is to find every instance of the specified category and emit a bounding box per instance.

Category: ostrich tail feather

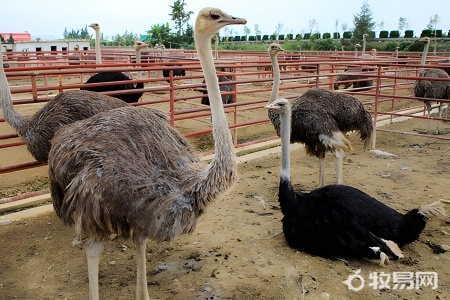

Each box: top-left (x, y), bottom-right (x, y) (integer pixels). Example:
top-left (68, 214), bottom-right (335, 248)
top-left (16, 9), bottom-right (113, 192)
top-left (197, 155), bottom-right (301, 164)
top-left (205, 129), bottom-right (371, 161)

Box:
top-left (418, 200), bottom-right (449, 219)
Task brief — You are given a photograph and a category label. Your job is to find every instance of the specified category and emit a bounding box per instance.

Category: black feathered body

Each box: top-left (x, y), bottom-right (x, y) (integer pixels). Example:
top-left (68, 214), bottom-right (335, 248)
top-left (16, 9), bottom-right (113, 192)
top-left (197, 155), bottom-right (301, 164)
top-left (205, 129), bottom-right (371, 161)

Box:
top-left (10, 90), bottom-right (128, 163)
top-left (279, 181), bottom-right (428, 258)
top-left (163, 67), bottom-right (186, 83)
top-left (201, 75), bottom-right (234, 105)
top-left (270, 88), bottom-right (372, 159)
top-left (334, 70), bottom-right (373, 90)
top-left (81, 72), bottom-right (144, 103)
top-left (48, 106), bottom-right (210, 244)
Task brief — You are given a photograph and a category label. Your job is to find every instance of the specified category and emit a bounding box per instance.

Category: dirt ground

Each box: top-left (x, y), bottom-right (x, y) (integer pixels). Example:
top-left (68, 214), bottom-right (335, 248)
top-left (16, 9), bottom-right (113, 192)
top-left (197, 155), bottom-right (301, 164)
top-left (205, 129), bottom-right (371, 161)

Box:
top-left (1, 110), bottom-right (450, 299)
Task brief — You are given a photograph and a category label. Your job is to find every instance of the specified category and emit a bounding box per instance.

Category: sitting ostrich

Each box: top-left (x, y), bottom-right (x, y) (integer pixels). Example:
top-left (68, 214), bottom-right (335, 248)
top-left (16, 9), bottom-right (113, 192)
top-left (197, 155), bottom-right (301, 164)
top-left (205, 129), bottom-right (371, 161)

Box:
top-left (47, 7), bottom-right (246, 300)
top-left (413, 37), bottom-right (450, 130)
top-left (0, 40), bottom-right (129, 163)
top-left (333, 69), bottom-right (373, 91)
top-left (266, 97), bottom-right (448, 265)
top-left (267, 42), bottom-right (373, 187)
top-left (81, 33), bottom-right (148, 103)
top-left (156, 44), bottom-right (187, 84)
top-left (201, 68), bottom-right (234, 105)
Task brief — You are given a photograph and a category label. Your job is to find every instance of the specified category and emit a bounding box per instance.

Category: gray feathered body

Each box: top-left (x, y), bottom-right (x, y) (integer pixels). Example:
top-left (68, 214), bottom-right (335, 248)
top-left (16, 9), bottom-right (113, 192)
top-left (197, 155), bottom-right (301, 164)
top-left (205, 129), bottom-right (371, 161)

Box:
top-left (413, 68), bottom-right (450, 111)
top-left (3, 90), bottom-right (128, 163)
top-left (201, 75), bottom-right (234, 105)
top-left (269, 88), bottom-right (372, 158)
top-left (48, 106), bottom-right (235, 244)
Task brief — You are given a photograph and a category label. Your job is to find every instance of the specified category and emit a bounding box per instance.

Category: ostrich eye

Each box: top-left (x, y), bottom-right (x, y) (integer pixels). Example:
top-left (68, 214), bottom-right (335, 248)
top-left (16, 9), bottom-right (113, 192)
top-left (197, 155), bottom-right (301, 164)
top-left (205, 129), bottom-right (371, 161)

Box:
top-left (210, 13), bottom-right (220, 20)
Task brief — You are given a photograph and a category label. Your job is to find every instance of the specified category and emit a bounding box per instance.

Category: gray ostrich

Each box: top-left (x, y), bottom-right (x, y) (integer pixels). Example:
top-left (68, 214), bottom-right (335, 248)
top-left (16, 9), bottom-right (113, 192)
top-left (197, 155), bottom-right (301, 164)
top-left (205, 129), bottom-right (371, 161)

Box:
top-left (47, 7), bottom-right (246, 300)
top-left (413, 37), bottom-right (450, 130)
top-left (0, 40), bottom-right (129, 163)
top-left (267, 43), bottom-right (373, 186)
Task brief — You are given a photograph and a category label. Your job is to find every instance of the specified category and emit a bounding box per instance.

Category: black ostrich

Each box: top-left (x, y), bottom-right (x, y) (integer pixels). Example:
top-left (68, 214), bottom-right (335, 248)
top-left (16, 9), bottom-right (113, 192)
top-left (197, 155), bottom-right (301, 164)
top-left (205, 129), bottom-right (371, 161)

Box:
top-left (413, 37), bottom-right (450, 130)
top-left (333, 69), bottom-right (373, 91)
top-left (155, 44), bottom-right (187, 84)
top-left (266, 98), bottom-right (448, 265)
top-left (82, 23), bottom-right (147, 103)
top-left (201, 69), bottom-right (234, 105)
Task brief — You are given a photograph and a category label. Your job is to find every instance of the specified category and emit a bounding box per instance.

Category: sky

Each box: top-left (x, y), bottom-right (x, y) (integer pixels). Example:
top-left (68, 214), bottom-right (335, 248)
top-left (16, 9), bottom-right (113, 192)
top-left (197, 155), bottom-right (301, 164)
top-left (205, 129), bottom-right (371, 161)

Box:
top-left (0, 0), bottom-right (448, 40)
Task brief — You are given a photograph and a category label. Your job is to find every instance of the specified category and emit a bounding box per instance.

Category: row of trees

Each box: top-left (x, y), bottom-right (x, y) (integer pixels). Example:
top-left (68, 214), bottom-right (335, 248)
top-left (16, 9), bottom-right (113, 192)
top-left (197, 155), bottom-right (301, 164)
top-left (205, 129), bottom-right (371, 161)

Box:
top-left (58, 1), bottom-right (445, 51)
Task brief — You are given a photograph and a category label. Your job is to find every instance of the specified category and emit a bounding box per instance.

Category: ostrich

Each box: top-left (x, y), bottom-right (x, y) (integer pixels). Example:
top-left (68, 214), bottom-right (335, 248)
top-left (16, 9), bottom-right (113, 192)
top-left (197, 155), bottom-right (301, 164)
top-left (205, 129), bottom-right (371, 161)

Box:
top-left (354, 43), bottom-right (361, 58)
top-left (157, 44), bottom-right (187, 84)
top-left (413, 37), bottom-right (450, 130)
top-left (266, 98), bottom-right (448, 265)
top-left (267, 43), bottom-right (373, 187)
top-left (213, 34), bottom-right (219, 59)
top-left (0, 40), bottom-right (129, 163)
top-left (82, 24), bottom-right (146, 103)
top-left (201, 68), bottom-right (234, 105)
top-left (333, 69), bottom-right (373, 91)
top-left (360, 33), bottom-right (369, 57)
top-left (47, 7), bottom-right (245, 300)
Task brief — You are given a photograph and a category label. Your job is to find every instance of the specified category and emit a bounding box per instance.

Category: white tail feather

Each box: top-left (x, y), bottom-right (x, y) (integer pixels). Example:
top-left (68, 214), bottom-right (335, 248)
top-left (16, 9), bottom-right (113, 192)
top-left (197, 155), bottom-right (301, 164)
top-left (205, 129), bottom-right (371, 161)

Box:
top-left (418, 199), bottom-right (449, 219)
top-left (381, 238), bottom-right (404, 259)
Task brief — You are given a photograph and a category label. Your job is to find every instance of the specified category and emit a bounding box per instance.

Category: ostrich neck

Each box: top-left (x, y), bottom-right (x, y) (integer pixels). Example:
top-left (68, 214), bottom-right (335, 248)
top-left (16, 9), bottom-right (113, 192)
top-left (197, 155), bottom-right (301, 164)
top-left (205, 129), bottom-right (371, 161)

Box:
top-left (280, 107), bottom-right (291, 181)
top-left (419, 40), bottom-right (430, 75)
top-left (214, 37), bottom-right (219, 59)
top-left (136, 49), bottom-right (142, 79)
top-left (95, 29), bottom-right (101, 64)
top-left (269, 53), bottom-right (280, 104)
top-left (193, 32), bottom-right (237, 206)
top-left (0, 42), bottom-right (25, 133)
top-left (362, 38), bottom-right (366, 57)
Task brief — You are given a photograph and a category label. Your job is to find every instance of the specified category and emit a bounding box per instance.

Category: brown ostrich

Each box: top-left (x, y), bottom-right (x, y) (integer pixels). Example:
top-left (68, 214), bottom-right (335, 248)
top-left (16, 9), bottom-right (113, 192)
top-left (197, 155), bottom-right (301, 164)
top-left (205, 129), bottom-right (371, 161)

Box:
top-left (266, 42), bottom-right (373, 187)
top-left (413, 37), bottom-right (450, 130)
top-left (0, 40), bottom-right (129, 163)
top-left (47, 7), bottom-right (246, 300)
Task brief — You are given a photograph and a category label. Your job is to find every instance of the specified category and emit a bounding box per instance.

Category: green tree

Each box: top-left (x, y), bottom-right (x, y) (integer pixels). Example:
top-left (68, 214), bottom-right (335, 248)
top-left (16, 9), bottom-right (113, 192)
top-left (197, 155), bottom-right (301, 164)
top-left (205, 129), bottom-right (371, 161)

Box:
top-left (146, 23), bottom-right (172, 46)
top-left (243, 26), bottom-right (251, 40)
top-left (169, 0), bottom-right (193, 37)
top-left (352, 1), bottom-right (376, 44)
top-left (7, 34), bottom-right (14, 43)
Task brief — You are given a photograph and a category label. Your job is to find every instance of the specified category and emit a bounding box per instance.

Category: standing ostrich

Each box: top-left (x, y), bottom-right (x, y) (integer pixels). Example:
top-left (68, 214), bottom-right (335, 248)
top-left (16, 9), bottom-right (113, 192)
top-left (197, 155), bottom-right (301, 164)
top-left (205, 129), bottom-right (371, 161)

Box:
top-left (413, 37), bottom-right (450, 130)
top-left (0, 40), bottom-right (129, 163)
top-left (354, 43), bottom-right (361, 58)
top-left (267, 43), bottom-right (372, 186)
top-left (47, 7), bottom-right (245, 300)
top-left (157, 44), bottom-right (187, 84)
top-left (266, 98), bottom-right (448, 265)
top-left (82, 24), bottom-right (146, 103)
top-left (360, 33), bottom-right (369, 57)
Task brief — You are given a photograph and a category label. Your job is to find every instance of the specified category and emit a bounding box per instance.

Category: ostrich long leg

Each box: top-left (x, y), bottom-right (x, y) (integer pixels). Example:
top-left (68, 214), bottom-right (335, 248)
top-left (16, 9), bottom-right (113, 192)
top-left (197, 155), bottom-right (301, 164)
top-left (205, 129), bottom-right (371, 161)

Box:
top-left (86, 240), bottom-right (104, 300)
top-left (335, 149), bottom-right (345, 185)
top-left (136, 239), bottom-right (150, 300)
top-left (319, 157), bottom-right (325, 187)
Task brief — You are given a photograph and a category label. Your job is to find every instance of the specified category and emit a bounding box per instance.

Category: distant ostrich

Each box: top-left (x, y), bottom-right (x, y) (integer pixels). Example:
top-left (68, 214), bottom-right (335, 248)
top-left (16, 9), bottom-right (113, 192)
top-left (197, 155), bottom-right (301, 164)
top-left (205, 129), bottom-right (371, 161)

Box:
top-left (0, 40), bottom-right (129, 163)
top-left (47, 8), bottom-right (245, 300)
top-left (266, 97), bottom-right (448, 265)
top-left (81, 24), bottom-right (146, 103)
top-left (267, 43), bottom-right (373, 186)
top-left (201, 70), bottom-right (234, 105)
top-left (360, 33), bottom-right (369, 57)
top-left (157, 44), bottom-right (187, 84)
top-left (333, 69), bottom-right (374, 91)
top-left (354, 43), bottom-right (361, 58)
top-left (213, 34), bottom-right (219, 59)
top-left (413, 37), bottom-right (450, 129)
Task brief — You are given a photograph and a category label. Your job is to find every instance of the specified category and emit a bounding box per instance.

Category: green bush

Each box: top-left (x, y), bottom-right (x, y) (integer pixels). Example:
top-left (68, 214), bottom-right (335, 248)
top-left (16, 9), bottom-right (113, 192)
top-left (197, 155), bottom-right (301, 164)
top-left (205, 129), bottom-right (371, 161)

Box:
top-left (311, 33), bottom-right (320, 40)
top-left (262, 35), bottom-right (269, 41)
top-left (432, 29), bottom-right (442, 37)
top-left (333, 32), bottom-right (340, 39)
top-left (379, 31), bottom-right (389, 38)
top-left (369, 31), bottom-right (376, 38)
top-left (234, 36), bottom-right (241, 41)
top-left (241, 36), bottom-right (247, 41)
top-left (249, 36), bottom-right (255, 41)
top-left (256, 35), bottom-right (262, 41)
top-left (322, 32), bottom-right (331, 39)
top-left (286, 34), bottom-right (293, 40)
top-left (295, 34), bottom-right (302, 40)
top-left (420, 29), bottom-right (432, 37)
top-left (343, 31), bottom-right (352, 39)
top-left (389, 31), bottom-right (400, 38)
top-left (278, 34), bottom-right (285, 40)
top-left (303, 33), bottom-right (311, 39)
top-left (270, 34), bottom-right (277, 40)
top-left (404, 30), bottom-right (414, 38)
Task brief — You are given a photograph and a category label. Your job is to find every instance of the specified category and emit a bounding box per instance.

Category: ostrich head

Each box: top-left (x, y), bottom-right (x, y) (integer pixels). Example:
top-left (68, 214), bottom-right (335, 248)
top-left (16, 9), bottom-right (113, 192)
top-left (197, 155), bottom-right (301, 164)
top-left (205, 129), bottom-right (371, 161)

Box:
top-left (89, 23), bottom-right (100, 31)
top-left (268, 42), bottom-right (284, 55)
top-left (195, 7), bottom-right (247, 41)
top-left (134, 40), bottom-right (148, 51)
top-left (265, 98), bottom-right (289, 113)
top-left (355, 44), bottom-right (361, 49)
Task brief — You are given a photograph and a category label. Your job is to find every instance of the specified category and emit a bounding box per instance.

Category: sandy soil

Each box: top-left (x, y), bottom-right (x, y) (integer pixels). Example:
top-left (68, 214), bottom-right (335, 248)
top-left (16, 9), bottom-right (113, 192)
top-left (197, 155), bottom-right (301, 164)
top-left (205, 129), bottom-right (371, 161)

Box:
top-left (1, 113), bottom-right (450, 300)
